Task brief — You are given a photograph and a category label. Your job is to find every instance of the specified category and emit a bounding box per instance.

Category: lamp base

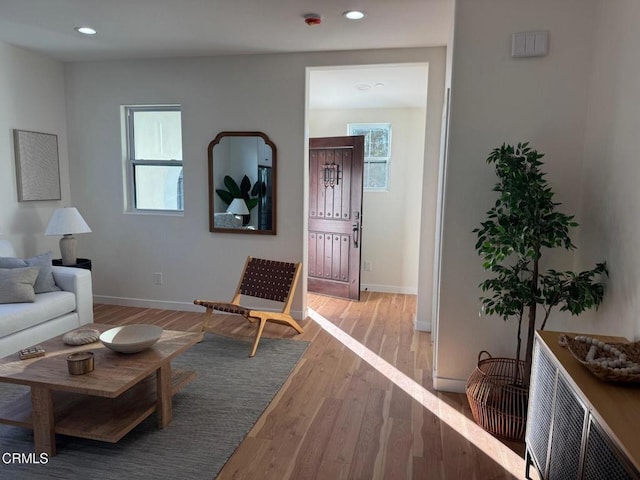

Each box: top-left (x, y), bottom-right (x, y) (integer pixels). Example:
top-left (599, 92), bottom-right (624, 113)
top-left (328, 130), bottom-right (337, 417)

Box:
top-left (59, 235), bottom-right (77, 266)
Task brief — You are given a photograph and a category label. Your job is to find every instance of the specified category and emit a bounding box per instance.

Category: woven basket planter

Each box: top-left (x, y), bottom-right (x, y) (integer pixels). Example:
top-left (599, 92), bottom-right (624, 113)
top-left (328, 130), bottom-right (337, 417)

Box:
top-left (465, 351), bottom-right (529, 440)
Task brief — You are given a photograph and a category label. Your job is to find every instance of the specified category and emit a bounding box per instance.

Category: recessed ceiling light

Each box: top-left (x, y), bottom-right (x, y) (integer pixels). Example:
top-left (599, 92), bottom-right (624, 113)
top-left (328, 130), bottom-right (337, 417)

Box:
top-left (343, 10), bottom-right (366, 20)
top-left (356, 83), bottom-right (372, 91)
top-left (375, 82), bottom-right (385, 88)
top-left (74, 26), bottom-right (97, 35)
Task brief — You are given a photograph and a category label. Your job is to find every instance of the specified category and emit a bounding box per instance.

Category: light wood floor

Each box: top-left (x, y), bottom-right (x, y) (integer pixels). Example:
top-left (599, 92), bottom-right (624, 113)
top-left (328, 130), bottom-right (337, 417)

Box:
top-left (94, 292), bottom-right (530, 480)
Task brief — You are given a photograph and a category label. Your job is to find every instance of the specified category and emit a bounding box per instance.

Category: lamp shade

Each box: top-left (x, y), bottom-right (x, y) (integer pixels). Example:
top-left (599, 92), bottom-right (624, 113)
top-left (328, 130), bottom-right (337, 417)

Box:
top-left (45, 207), bottom-right (92, 235)
top-left (226, 198), bottom-right (249, 216)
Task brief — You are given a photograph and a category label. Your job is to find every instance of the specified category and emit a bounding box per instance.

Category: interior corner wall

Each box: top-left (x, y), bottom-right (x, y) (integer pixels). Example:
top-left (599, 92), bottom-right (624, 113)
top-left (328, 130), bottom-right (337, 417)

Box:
top-left (434, 0), bottom-right (598, 392)
top-left (578, 0), bottom-right (640, 342)
top-left (308, 107), bottom-right (426, 295)
top-left (63, 47), bottom-right (444, 316)
top-left (0, 42), bottom-right (70, 257)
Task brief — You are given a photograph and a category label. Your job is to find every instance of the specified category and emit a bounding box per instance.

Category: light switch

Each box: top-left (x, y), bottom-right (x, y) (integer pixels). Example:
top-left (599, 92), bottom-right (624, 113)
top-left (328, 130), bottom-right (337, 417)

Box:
top-left (511, 31), bottom-right (549, 58)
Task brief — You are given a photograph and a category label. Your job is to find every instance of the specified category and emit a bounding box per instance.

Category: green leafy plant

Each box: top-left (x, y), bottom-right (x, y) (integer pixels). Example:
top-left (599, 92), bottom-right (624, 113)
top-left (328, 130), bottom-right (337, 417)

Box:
top-left (215, 175), bottom-right (261, 211)
top-left (474, 142), bottom-right (607, 386)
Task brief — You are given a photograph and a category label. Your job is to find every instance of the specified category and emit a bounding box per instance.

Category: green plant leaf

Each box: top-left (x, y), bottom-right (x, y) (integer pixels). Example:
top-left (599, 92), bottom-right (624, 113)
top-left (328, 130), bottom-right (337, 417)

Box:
top-left (216, 189), bottom-right (234, 206)
top-left (223, 176), bottom-right (242, 197)
top-left (251, 180), bottom-right (265, 197)
top-left (240, 175), bottom-right (252, 197)
top-left (246, 198), bottom-right (258, 211)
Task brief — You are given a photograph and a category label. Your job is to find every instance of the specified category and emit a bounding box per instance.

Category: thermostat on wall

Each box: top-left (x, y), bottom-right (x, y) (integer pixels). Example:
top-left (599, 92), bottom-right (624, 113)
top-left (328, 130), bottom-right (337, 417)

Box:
top-left (511, 31), bottom-right (549, 58)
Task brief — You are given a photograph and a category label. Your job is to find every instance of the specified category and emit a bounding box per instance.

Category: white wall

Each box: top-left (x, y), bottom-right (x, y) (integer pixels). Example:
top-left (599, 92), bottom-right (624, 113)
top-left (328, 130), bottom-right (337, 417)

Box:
top-left (579, 0), bottom-right (640, 341)
top-left (0, 42), bottom-right (70, 257)
top-left (63, 48), bottom-right (445, 317)
top-left (435, 0), bottom-right (600, 391)
top-left (308, 107), bottom-right (427, 295)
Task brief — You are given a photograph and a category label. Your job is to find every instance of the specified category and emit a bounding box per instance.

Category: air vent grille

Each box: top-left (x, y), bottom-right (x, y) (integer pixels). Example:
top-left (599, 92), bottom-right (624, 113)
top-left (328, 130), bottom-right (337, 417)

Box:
top-left (526, 343), bottom-right (556, 475)
top-left (583, 420), bottom-right (634, 480)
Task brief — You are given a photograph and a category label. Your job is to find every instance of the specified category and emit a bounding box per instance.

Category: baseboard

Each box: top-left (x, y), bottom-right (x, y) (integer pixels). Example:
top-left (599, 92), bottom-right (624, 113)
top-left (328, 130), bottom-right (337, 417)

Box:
top-left (361, 283), bottom-right (417, 295)
top-left (95, 295), bottom-right (203, 312)
top-left (414, 318), bottom-right (431, 332)
top-left (94, 295), bottom-right (304, 320)
top-left (432, 373), bottom-right (467, 393)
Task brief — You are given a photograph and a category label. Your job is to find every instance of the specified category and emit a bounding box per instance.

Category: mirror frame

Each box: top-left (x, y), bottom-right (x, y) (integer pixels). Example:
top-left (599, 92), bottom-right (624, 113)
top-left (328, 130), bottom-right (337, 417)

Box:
top-left (208, 131), bottom-right (277, 235)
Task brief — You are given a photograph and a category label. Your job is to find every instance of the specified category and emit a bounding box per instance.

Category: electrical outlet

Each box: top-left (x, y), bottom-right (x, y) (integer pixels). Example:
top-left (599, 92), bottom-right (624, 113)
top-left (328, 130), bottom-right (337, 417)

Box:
top-left (154, 272), bottom-right (163, 285)
top-left (364, 261), bottom-right (373, 272)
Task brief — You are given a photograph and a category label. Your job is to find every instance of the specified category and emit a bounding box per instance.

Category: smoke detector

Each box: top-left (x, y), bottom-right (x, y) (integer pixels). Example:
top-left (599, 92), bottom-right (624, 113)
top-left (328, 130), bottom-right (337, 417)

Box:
top-left (303, 13), bottom-right (322, 26)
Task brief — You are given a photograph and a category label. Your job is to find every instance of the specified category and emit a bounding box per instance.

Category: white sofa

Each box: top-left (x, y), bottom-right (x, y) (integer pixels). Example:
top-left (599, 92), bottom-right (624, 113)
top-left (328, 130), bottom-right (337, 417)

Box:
top-left (0, 239), bottom-right (93, 358)
top-left (213, 212), bottom-right (242, 228)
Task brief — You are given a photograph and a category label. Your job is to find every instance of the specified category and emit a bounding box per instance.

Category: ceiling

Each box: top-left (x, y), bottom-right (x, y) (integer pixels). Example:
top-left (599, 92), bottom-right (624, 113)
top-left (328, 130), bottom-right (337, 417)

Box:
top-left (0, 0), bottom-right (453, 62)
top-left (0, 1), bottom-right (452, 110)
top-left (309, 64), bottom-right (429, 110)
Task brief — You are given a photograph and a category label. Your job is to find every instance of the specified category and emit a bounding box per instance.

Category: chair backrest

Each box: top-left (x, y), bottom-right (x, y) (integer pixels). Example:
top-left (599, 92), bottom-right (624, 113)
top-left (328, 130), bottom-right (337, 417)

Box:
top-left (237, 257), bottom-right (300, 308)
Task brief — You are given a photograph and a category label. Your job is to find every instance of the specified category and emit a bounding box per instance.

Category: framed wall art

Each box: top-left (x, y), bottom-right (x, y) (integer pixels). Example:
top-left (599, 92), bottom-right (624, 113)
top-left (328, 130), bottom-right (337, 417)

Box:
top-left (13, 129), bottom-right (61, 201)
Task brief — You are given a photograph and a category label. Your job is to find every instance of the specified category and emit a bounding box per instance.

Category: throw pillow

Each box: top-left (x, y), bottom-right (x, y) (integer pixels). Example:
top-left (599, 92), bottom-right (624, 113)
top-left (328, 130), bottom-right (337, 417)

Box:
top-left (0, 267), bottom-right (39, 304)
top-left (0, 251), bottom-right (61, 294)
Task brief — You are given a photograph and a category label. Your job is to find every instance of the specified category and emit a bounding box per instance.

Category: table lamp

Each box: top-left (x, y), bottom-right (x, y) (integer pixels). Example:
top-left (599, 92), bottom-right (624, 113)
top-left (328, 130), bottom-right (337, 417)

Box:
top-left (226, 198), bottom-right (249, 217)
top-left (45, 207), bottom-right (91, 265)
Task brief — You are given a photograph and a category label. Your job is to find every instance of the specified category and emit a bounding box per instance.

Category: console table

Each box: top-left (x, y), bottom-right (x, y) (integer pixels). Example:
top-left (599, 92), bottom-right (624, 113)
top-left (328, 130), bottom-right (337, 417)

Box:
top-left (53, 257), bottom-right (92, 271)
top-left (525, 330), bottom-right (640, 479)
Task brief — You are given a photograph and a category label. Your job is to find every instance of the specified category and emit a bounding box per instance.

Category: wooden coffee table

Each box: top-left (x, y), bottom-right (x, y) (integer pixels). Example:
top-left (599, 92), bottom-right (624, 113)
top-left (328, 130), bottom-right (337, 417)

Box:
top-left (0, 323), bottom-right (200, 456)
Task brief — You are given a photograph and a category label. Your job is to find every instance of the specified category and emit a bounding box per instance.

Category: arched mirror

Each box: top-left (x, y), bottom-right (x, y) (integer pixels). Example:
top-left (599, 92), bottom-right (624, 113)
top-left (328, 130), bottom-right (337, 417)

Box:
top-left (208, 131), bottom-right (276, 234)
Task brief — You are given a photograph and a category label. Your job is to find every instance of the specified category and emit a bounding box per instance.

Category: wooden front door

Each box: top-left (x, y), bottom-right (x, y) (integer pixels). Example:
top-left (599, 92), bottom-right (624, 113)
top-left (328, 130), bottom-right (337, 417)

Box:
top-left (308, 136), bottom-right (364, 301)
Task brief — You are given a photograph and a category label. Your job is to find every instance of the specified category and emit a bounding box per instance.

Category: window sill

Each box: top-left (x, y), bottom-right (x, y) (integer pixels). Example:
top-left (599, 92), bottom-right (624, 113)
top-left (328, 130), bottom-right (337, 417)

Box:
top-left (124, 210), bottom-right (184, 217)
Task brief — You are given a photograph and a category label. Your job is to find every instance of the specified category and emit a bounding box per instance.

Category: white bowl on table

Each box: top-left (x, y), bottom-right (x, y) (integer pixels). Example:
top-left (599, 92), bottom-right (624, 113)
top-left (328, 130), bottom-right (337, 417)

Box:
top-left (99, 324), bottom-right (163, 353)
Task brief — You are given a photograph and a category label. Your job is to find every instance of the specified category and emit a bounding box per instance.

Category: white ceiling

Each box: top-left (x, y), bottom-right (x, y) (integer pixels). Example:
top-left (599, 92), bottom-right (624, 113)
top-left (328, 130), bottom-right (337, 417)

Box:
top-left (309, 64), bottom-right (429, 110)
top-left (0, 1), bottom-right (452, 110)
top-left (0, 0), bottom-right (453, 62)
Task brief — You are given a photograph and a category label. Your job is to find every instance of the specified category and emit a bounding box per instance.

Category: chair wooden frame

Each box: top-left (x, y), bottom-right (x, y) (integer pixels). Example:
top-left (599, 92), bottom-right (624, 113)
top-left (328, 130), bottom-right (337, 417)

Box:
top-left (194, 257), bottom-right (303, 357)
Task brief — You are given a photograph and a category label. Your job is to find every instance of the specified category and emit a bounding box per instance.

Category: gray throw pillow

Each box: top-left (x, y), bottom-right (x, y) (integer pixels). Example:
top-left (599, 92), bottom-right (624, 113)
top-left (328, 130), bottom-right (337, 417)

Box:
top-left (0, 251), bottom-right (61, 294)
top-left (0, 267), bottom-right (39, 303)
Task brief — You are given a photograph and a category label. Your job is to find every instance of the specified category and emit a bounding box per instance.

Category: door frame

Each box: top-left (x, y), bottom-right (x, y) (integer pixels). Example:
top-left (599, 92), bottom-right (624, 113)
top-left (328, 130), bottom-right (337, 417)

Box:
top-left (303, 62), bottom-right (438, 320)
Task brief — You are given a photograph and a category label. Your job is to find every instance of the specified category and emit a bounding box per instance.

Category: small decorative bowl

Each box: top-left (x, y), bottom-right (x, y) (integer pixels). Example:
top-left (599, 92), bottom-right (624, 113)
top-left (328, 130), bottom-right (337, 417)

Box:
top-left (63, 328), bottom-right (101, 346)
top-left (67, 351), bottom-right (94, 375)
top-left (99, 324), bottom-right (163, 353)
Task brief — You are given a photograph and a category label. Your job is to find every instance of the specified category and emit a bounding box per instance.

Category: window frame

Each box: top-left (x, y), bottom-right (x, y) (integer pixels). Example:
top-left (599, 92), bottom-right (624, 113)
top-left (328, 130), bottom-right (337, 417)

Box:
top-left (124, 105), bottom-right (184, 214)
top-left (347, 122), bottom-right (392, 191)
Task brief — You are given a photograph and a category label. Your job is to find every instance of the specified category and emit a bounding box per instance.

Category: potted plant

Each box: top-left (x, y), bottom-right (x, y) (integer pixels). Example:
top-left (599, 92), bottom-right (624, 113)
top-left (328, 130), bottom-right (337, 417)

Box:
top-left (216, 175), bottom-right (262, 225)
top-left (466, 142), bottom-right (607, 439)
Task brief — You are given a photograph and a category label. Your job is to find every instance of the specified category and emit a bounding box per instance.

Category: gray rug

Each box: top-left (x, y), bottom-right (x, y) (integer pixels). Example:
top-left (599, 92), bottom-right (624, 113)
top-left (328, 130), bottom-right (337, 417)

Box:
top-left (0, 332), bottom-right (308, 479)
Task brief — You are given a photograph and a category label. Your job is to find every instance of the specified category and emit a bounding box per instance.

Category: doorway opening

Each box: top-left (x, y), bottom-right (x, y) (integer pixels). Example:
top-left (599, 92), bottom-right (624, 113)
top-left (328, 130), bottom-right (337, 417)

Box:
top-left (305, 63), bottom-right (429, 303)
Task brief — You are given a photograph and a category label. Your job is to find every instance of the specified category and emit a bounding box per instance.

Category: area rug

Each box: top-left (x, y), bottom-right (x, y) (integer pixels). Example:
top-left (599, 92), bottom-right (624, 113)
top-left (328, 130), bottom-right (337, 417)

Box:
top-left (0, 332), bottom-right (308, 479)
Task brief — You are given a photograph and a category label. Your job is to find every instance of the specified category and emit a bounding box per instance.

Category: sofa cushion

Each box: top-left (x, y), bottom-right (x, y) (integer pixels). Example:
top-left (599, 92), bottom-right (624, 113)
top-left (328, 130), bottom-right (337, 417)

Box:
top-left (0, 290), bottom-right (77, 338)
top-left (0, 252), bottom-right (60, 294)
top-left (0, 267), bottom-right (39, 304)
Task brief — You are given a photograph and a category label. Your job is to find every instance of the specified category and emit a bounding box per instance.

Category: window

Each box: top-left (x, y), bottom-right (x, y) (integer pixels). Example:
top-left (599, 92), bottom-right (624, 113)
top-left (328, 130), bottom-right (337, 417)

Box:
top-left (125, 106), bottom-right (183, 212)
top-left (348, 123), bottom-right (392, 190)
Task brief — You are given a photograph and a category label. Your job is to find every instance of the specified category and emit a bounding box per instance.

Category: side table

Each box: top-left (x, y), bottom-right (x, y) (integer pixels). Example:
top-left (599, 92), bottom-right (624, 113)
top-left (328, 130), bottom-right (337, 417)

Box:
top-left (52, 258), bottom-right (92, 271)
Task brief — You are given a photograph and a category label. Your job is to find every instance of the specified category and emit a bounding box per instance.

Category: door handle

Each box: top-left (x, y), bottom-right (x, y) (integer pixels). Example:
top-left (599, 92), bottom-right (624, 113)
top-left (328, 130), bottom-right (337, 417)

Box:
top-left (352, 220), bottom-right (360, 248)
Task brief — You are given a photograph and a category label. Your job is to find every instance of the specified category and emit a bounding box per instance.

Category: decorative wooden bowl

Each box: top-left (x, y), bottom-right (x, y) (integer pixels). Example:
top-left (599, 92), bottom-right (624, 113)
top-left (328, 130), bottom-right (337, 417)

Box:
top-left (559, 334), bottom-right (640, 383)
top-left (100, 324), bottom-right (163, 353)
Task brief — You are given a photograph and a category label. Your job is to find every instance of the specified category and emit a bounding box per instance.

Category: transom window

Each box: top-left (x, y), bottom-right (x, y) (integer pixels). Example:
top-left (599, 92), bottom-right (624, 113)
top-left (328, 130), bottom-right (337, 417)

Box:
top-left (347, 123), bottom-right (392, 190)
top-left (124, 105), bottom-right (184, 212)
